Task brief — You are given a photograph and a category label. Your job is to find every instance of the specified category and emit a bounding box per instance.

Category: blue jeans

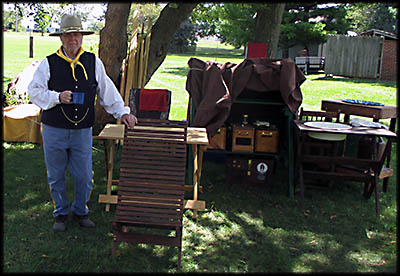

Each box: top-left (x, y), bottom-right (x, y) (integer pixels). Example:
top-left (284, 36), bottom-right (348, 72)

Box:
top-left (41, 123), bottom-right (93, 217)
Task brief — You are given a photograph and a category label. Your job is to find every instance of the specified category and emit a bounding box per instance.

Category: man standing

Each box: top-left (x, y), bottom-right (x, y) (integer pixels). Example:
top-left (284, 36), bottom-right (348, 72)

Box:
top-left (28, 14), bottom-right (137, 232)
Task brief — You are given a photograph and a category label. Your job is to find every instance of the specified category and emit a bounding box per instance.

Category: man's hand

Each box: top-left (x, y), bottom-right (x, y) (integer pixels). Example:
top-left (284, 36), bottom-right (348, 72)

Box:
top-left (121, 114), bottom-right (138, 129)
top-left (59, 90), bottom-right (73, 104)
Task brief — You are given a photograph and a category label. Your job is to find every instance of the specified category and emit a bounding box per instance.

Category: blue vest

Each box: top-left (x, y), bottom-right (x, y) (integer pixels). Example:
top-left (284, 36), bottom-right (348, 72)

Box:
top-left (41, 51), bottom-right (97, 129)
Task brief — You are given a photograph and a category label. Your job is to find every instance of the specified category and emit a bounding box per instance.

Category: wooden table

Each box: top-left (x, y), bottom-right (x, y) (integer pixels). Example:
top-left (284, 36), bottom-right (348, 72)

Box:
top-left (294, 120), bottom-right (397, 216)
top-left (321, 99), bottom-right (397, 191)
top-left (95, 124), bottom-right (209, 216)
top-left (94, 124), bottom-right (125, 211)
top-left (321, 99), bottom-right (397, 130)
top-left (186, 127), bottom-right (209, 219)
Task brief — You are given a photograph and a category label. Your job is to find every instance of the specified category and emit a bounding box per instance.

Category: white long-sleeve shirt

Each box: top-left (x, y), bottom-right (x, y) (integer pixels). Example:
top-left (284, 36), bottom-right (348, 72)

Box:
top-left (28, 54), bottom-right (130, 119)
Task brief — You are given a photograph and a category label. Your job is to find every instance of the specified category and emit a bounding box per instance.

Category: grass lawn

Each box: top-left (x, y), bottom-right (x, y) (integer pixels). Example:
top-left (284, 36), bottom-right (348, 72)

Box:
top-left (2, 32), bottom-right (99, 84)
top-left (2, 31), bottom-right (398, 273)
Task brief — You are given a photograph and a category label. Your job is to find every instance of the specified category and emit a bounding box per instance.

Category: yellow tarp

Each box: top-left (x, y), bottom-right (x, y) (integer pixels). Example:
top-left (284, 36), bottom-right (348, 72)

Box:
top-left (3, 104), bottom-right (42, 144)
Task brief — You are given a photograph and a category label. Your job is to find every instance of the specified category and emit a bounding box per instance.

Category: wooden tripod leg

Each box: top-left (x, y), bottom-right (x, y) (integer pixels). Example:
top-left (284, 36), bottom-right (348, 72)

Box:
top-left (105, 140), bottom-right (115, 212)
top-left (192, 144), bottom-right (199, 219)
top-left (112, 236), bottom-right (118, 255)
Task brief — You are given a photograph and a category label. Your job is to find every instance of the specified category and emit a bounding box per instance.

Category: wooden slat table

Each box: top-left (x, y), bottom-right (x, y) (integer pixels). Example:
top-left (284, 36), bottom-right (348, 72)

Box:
top-left (95, 124), bottom-right (209, 216)
top-left (185, 127), bottom-right (209, 218)
top-left (94, 124), bottom-right (125, 211)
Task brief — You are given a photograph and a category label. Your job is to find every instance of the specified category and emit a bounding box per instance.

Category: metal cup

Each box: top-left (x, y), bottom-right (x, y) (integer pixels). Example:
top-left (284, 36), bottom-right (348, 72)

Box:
top-left (71, 92), bottom-right (85, 104)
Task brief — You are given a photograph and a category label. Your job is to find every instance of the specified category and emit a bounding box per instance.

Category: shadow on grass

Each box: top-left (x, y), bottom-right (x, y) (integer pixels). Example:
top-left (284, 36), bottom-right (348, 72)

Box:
top-left (196, 46), bottom-right (243, 56)
top-left (161, 66), bottom-right (189, 78)
top-left (3, 141), bottom-right (397, 272)
top-left (170, 47), bottom-right (244, 60)
top-left (183, 157), bottom-right (397, 272)
top-left (161, 48), bottom-right (244, 78)
top-left (312, 75), bottom-right (396, 88)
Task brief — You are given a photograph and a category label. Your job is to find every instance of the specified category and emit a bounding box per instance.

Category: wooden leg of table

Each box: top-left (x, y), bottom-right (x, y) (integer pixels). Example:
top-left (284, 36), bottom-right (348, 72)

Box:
top-left (299, 162), bottom-right (305, 210)
top-left (382, 119), bottom-right (397, 192)
top-left (192, 144), bottom-right (199, 219)
top-left (374, 174), bottom-right (380, 216)
top-left (287, 112), bottom-right (294, 199)
top-left (198, 145), bottom-right (206, 185)
top-left (328, 141), bottom-right (339, 188)
top-left (296, 132), bottom-right (305, 210)
top-left (382, 174), bottom-right (389, 192)
top-left (105, 139), bottom-right (115, 212)
top-left (285, 108), bottom-right (294, 198)
top-left (102, 139), bottom-right (109, 177)
top-left (373, 119), bottom-right (396, 192)
top-left (382, 139), bottom-right (393, 193)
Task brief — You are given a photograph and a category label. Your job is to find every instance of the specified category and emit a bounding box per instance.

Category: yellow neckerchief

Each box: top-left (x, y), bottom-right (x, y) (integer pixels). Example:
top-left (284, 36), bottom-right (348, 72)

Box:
top-left (56, 47), bottom-right (88, 81)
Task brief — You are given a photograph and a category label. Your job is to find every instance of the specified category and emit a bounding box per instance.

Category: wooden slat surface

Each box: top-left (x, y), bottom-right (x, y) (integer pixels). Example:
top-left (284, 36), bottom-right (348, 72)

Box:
top-left (96, 123), bottom-right (208, 145)
top-left (114, 118), bottom-right (187, 228)
top-left (97, 123), bottom-right (125, 139)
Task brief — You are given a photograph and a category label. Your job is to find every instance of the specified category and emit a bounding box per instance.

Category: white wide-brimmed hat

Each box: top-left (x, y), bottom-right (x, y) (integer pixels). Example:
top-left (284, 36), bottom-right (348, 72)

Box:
top-left (49, 14), bottom-right (94, 36)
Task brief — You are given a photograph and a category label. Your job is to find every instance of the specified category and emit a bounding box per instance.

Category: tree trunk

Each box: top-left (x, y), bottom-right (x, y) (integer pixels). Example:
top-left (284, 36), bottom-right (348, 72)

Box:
top-left (95, 3), bottom-right (131, 133)
top-left (254, 3), bottom-right (285, 58)
top-left (282, 48), bottom-right (289, 59)
top-left (144, 3), bottom-right (198, 86)
top-left (94, 3), bottom-right (197, 133)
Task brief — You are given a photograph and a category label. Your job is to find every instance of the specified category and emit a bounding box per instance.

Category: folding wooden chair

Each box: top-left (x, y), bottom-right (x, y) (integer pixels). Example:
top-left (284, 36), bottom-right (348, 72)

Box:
top-left (129, 88), bottom-right (172, 119)
top-left (296, 108), bottom-right (345, 191)
top-left (298, 107), bottom-right (340, 123)
top-left (297, 108), bottom-right (344, 160)
top-left (112, 118), bottom-right (188, 269)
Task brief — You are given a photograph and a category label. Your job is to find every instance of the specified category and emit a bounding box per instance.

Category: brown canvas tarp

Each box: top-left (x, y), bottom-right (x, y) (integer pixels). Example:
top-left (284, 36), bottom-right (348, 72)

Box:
top-left (185, 57), bottom-right (306, 136)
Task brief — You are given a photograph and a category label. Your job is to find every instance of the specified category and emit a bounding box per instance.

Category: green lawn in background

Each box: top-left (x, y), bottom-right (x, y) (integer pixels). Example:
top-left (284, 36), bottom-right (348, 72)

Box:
top-left (145, 39), bottom-right (245, 120)
top-left (2, 31), bottom-right (397, 273)
top-left (3, 31), bottom-right (396, 122)
top-left (2, 32), bottom-right (99, 83)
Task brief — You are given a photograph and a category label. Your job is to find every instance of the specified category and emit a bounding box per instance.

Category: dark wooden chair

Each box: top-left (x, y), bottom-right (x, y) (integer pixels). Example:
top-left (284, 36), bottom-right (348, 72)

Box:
top-left (112, 118), bottom-right (188, 269)
top-left (129, 88), bottom-right (171, 119)
top-left (295, 109), bottom-right (392, 216)
top-left (295, 108), bottom-right (346, 203)
top-left (297, 108), bottom-right (345, 172)
top-left (297, 148), bottom-right (390, 216)
top-left (95, 88), bottom-right (172, 182)
top-left (298, 107), bottom-right (341, 123)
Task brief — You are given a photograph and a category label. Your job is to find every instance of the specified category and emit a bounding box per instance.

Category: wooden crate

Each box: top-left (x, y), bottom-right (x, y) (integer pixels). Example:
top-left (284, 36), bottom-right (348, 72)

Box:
top-left (232, 125), bottom-right (255, 152)
top-left (255, 128), bottom-right (279, 153)
top-left (208, 127), bottom-right (226, 150)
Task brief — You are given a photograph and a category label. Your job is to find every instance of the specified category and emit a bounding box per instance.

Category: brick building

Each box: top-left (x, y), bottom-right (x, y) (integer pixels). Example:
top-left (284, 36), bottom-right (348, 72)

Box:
top-left (360, 29), bottom-right (397, 82)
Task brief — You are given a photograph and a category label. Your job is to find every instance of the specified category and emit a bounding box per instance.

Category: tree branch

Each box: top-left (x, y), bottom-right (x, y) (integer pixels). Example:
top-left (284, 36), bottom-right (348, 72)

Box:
top-left (145, 3), bottom-right (198, 85)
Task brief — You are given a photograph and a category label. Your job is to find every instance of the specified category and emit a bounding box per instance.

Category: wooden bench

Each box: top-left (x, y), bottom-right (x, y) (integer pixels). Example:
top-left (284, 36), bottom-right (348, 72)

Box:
top-left (295, 56), bottom-right (325, 74)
